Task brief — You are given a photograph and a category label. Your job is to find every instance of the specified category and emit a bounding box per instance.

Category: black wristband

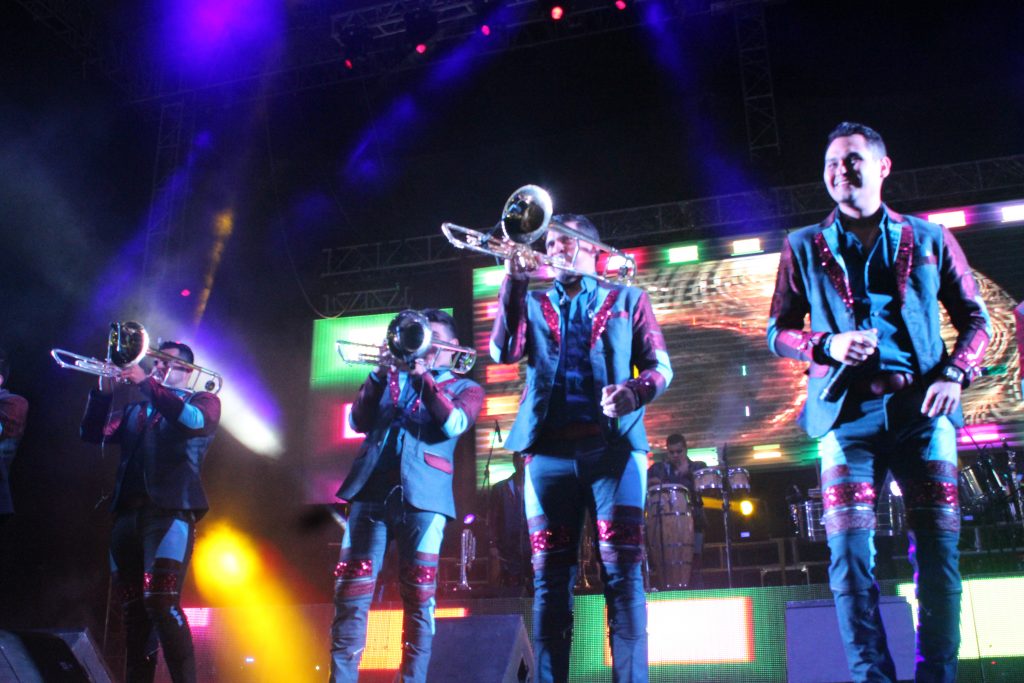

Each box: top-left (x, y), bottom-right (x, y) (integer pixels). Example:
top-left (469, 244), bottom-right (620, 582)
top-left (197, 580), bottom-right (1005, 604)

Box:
top-left (813, 333), bottom-right (834, 365)
top-left (939, 364), bottom-right (966, 386)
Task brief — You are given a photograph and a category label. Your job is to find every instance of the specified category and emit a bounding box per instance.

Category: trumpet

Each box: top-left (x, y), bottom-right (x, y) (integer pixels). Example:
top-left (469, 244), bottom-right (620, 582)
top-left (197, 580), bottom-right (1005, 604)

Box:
top-left (441, 184), bottom-right (637, 285)
top-left (51, 321), bottom-right (223, 394)
top-left (336, 310), bottom-right (476, 375)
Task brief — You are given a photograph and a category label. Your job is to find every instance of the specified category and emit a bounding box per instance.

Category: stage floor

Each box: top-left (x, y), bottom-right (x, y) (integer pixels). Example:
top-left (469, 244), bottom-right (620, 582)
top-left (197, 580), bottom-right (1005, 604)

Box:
top-left (152, 573), bottom-right (1024, 682)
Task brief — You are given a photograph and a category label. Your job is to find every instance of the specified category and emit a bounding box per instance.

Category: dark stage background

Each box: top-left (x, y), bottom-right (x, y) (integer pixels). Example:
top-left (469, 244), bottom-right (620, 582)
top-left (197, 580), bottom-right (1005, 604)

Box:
top-left (1, 0), bottom-right (1022, 660)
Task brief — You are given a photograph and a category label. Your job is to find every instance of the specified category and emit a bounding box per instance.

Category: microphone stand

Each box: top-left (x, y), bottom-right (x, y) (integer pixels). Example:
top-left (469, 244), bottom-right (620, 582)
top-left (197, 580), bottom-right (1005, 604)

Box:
top-left (720, 443), bottom-right (734, 588)
top-left (481, 421), bottom-right (503, 492)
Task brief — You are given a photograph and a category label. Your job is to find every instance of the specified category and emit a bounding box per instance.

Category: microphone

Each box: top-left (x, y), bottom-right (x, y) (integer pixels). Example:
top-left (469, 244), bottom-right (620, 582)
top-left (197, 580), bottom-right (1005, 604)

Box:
top-left (494, 420), bottom-right (503, 444)
top-left (819, 364), bottom-right (854, 403)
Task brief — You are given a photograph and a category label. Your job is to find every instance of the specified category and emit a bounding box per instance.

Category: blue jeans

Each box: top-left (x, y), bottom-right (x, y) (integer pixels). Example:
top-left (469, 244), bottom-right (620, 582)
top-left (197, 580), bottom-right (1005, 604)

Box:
top-left (820, 392), bottom-right (961, 683)
top-left (330, 488), bottom-right (446, 683)
top-left (524, 443), bottom-right (648, 683)
top-left (109, 506), bottom-right (196, 683)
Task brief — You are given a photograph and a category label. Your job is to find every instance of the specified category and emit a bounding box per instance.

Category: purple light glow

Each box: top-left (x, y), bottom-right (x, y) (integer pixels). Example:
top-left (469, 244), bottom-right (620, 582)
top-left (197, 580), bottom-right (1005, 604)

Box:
top-left (958, 423), bottom-right (1004, 445)
top-left (463, 514), bottom-right (476, 525)
top-left (158, 0), bottom-right (283, 76)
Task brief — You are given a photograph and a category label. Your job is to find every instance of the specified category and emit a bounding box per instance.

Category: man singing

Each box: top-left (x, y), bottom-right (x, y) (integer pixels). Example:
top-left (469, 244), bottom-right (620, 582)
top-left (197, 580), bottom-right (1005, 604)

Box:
top-left (767, 122), bottom-right (989, 682)
top-left (491, 214), bottom-right (672, 682)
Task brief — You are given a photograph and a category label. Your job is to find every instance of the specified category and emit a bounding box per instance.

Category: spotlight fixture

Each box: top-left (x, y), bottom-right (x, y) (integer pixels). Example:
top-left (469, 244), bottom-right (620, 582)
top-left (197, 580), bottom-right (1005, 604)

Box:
top-left (472, 0), bottom-right (502, 36)
top-left (540, 0), bottom-right (570, 21)
top-left (403, 6), bottom-right (438, 53)
top-left (331, 20), bottom-right (371, 70)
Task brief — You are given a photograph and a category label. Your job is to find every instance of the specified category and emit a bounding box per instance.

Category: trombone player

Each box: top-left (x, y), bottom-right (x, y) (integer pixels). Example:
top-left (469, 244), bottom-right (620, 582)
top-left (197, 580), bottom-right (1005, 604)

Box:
top-left (330, 308), bottom-right (484, 683)
top-left (80, 340), bottom-right (221, 683)
top-left (490, 213), bottom-right (672, 683)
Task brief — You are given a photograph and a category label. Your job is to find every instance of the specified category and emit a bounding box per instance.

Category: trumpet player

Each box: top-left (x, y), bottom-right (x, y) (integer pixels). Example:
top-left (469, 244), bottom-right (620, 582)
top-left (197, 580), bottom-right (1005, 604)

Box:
top-left (330, 308), bottom-right (484, 683)
top-left (80, 341), bottom-right (221, 683)
top-left (490, 214), bottom-right (672, 683)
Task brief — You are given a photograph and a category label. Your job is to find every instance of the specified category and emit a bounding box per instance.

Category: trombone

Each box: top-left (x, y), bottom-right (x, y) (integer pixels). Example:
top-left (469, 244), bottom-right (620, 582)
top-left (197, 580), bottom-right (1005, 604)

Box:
top-left (336, 310), bottom-right (476, 375)
top-left (441, 184), bottom-right (637, 285)
top-left (51, 321), bottom-right (223, 394)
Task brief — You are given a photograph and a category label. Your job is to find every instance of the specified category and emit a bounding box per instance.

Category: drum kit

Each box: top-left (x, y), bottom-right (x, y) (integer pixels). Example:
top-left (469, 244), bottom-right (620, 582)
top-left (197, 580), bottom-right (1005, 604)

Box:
top-left (644, 457), bottom-right (752, 590)
top-left (790, 441), bottom-right (1023, 545)
top-left (958, 443), bottom-right (1022, 524)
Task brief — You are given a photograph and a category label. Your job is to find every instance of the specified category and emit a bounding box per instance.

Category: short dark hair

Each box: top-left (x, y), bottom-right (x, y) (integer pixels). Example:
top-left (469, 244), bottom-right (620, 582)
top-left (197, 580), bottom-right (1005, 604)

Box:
top-left (551, 213), bottom-right (600, 242)
top-left (667, 433), bottom-right (687, 449)
top-left (421, 308), bottom-right (458, 341)
top-left (827, 121), bottom-right (887, 158)
top-left (0, 348), bottom-right (9, 381)
top-left (158, 340), bottom-right (195, 365)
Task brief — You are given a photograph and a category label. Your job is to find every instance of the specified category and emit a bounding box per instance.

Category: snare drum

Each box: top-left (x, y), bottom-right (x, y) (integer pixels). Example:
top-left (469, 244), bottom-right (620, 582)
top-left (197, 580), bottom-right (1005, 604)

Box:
top-left (792, 499), bottom-right (905, 542)
top-left (693, 467), bottom-right (722, 491)
top-left (645, 484), bottom-right (695, 588)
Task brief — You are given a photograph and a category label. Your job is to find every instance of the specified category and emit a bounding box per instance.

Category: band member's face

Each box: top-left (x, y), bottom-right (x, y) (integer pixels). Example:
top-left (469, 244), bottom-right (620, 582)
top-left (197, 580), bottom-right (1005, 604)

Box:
top-left (823, 134), bottom-right (891, 214)
top-left (154, 348), bottom-right (192, 389)
top-left (546, 225), bottom-right (597, 281)
top-left (667, 441), bottom-right (687, 468)
top-left (425, 322), bottom-right (457, 369)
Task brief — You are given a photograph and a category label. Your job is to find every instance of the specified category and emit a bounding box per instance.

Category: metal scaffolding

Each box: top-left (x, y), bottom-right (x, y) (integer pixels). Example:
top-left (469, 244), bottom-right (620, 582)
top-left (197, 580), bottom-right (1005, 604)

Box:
top-left (321, 154), bottom-right (1024, 283)
top-left (734, 1), bottom-right (779, 158)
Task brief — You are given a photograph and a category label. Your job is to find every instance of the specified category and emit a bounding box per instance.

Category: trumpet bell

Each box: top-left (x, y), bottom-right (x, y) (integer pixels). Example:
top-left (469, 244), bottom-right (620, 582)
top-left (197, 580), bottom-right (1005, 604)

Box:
top-left (387, 310), bottom-right (433, 362)
top-left (501, 185), bottom-right (553, 245)
top-left (108, 321), bottom-right (149, 367)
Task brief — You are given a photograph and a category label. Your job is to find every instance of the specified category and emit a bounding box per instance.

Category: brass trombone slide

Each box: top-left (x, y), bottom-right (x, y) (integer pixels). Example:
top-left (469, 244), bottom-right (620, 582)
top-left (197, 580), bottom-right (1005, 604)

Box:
top-left (336, 310), bottom-right (476, 375)
top-left (441, 184), bottom-right (637, 285)
top-left (51, 321), bottom-right (223, 394)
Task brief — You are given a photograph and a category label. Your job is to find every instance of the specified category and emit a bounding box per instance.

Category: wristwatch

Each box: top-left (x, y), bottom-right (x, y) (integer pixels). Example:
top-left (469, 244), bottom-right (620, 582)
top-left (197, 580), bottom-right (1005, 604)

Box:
top-left (939, 364), bottom-right (966, 386)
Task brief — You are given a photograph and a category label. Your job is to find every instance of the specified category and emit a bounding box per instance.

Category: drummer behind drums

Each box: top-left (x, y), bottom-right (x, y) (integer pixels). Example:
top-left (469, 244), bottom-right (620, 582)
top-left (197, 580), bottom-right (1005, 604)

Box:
top-left (648, 434), bottom-right (707, 585)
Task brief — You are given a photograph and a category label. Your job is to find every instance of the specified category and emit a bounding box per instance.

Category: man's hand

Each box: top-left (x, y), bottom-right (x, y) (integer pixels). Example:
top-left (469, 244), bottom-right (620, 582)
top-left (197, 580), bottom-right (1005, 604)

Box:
top-left (829, 328), bottom-right (879, 365)
top-left (119, 364), bottom-right (149, 386)
top-left (371, 342), bottom-right (396, 378)
top-left (505, 246), bottom-right (539, 281)
top-left (921, 380), bottom-right (962, 418)
top-left (601, 384), bottom-right (638, 418)
top-left (408, 357), bottom-right (429, 378)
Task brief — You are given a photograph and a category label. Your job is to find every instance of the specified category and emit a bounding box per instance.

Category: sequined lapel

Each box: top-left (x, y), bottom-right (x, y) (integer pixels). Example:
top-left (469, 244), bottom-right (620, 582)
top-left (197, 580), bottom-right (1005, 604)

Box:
top-left (813, 231), bottom-right (854, 311)
top-left (893, 223), bottom-right (914, 303)
top-left (590, 288), bottom-right (620, 347)
top-left (540, 295), bottom-right (561, 346)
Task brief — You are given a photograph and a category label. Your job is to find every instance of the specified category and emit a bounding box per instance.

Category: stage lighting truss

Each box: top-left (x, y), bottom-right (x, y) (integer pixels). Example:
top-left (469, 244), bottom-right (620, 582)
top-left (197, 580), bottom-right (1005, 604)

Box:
top-left (327, 0), bottom-right (661, 72)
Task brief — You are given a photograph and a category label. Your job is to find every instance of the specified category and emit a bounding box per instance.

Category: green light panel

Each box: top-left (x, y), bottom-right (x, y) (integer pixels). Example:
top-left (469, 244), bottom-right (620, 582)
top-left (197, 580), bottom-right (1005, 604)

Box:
top-left (689, 447), bottom-right (719, 467)
top-left (310, 313), bottom-right (397, 389)
top-left (472, 265), bottom-right (506, 299)
top-left (667, 244), bottom-right (700, 264)
top-left (898, 577), bottom-right (1024, 658)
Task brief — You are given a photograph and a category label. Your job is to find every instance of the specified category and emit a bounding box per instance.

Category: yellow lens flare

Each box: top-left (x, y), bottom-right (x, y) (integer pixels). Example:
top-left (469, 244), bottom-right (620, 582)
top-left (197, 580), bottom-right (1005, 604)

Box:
top-left (193, 521), bottom-right (323, 681)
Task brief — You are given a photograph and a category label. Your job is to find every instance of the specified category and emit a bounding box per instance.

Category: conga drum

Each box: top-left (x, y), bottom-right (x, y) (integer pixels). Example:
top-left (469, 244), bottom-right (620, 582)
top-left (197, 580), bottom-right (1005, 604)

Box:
top-left (645, 483), bottom-right (695, 589)
top-left (693, 467), bottom-right (722, 492)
